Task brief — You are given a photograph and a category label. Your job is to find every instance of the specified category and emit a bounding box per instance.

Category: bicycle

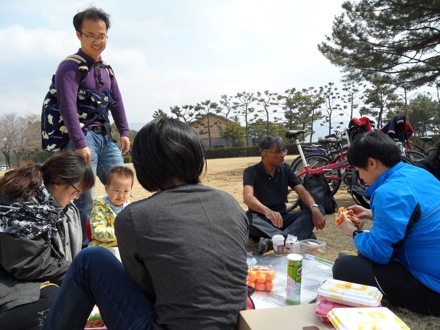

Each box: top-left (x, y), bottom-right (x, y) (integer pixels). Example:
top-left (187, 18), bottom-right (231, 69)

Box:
top-left (285, 129), bottom-right (358, 211)
top-left (291, 130), bottom-right (349, 167)
top-left (285, 129), bottom-right (414, 211)
top-left (393, 140), bottom-right (426, 162)
top-left (410, 136), bottom-right (437, 156)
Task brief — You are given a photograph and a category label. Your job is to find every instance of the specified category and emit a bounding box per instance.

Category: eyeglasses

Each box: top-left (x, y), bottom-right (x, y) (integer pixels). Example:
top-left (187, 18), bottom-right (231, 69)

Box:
top-left (80, 32), bottom-right (108, 42)
top-left (70, 183), bottom-right (81, 195)
top-left (265, 149), bottom-right (288, 155)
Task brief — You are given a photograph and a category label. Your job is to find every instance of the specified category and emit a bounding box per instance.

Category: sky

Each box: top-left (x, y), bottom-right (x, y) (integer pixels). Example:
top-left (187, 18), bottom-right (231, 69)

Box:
top-left (0, 0), bottom-right (348, 135)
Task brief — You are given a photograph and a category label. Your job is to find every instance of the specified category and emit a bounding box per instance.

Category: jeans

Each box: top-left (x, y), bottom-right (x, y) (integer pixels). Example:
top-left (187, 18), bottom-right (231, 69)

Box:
top-left (41, 247), bottom-right (154, 330)
top-left (65, 131), bottom-right (124, 247)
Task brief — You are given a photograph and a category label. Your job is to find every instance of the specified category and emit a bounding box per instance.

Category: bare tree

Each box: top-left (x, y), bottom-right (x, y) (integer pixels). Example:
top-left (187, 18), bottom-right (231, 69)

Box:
top-left (320, 83), bottom-right (344, 135)
top-left (256, 90), bottom-right (279, 135)
top-left (170, 105), bottom-right (196, 123)
top-left (219, 95), bottom-right (237, 147)
top-left (233, 92), bottom-right (256, 146)
top-left (0, 113), bottom-right (37, 167)
top-left (195, 100), bottom-right (221, 149)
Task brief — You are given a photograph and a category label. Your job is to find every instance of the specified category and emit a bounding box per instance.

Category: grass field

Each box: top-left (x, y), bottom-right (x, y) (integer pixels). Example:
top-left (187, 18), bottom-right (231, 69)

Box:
top-left (2, 157), bottom-right (440, 328)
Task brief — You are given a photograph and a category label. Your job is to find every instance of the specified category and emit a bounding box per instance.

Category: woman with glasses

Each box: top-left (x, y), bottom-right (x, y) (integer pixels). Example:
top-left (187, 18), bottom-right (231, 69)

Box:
top-left (0, 151), bottom-right (94, 329)
top-left (42, 117), bottom-right (249, 330)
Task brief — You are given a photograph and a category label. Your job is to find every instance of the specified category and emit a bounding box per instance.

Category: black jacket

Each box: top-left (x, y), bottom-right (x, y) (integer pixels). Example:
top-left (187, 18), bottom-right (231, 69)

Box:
top-left (0, 196), bottom-right (82, 312)
top-left (414, 154), bottom-right (440, 181)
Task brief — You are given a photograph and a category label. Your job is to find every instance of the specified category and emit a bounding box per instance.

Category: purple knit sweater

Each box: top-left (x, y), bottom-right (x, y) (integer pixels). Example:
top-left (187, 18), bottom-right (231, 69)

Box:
top-left (55, 49), bottom-right (129, 149)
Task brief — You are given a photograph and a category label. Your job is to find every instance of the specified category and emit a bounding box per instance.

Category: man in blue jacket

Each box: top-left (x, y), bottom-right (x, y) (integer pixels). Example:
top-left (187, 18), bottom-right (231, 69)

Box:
top-left (334, 131), bottom-right (440, 316)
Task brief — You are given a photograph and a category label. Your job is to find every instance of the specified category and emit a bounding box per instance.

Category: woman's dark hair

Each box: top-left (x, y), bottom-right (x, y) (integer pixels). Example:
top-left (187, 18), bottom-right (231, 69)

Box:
top-left (0, 151), bottom-right (94, 200)
top-left (132, 117), bottom-right (206, 192)
top-left (347, 131), bottom-right (401, 169)
top-left (73, 6), bottom-right (111, 32)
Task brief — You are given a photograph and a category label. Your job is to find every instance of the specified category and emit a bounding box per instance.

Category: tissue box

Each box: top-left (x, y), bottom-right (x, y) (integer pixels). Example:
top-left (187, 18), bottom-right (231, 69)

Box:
top-left (327, 307), bottom-right (409, 330)
top-left (317, 279), bottom-right (382, 307)
top-left (299, 239), bottom-right (326, 256)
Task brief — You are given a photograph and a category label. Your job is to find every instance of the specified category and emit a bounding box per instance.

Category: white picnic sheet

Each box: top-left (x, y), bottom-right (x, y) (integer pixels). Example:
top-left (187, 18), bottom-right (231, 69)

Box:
top-left (248, 254), bottom-right (334, 308)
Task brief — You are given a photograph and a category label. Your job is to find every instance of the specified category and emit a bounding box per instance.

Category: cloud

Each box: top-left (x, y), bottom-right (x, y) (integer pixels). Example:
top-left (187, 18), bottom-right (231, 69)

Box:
top-left (0, 0), bottom-right (347, 134)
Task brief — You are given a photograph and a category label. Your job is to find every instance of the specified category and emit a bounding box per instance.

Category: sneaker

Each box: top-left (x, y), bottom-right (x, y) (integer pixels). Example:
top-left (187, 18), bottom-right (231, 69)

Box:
top-left (258, 237), bottom-right (273, 255)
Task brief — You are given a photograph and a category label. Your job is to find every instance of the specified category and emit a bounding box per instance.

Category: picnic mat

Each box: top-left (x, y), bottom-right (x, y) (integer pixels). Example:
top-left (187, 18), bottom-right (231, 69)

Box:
top-left (248, 254), bottom-right (334, 308)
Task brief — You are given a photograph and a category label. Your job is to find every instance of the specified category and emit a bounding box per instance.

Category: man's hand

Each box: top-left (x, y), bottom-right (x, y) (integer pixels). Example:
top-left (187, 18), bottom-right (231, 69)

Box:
top-left (264, 209), bottom-right (283, 228)
top-left (346, 205), bottom-right (373, 221)
top-left (120, 136), bottom-right (131, 155)
top-left (76, 147), bottom-right (91, 163)
top-left (311, 207), bottom-right (326, 230)
top-left (336, 212), bottom-right (358, 236)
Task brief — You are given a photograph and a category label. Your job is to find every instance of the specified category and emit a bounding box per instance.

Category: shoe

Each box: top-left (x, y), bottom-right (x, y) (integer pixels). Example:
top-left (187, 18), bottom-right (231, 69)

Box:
top-left (258, 237), bottom-right (273, 255)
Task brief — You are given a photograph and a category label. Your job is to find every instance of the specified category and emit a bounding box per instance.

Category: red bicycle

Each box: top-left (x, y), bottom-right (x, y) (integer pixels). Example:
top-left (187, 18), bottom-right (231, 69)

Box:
top-left (285, 129), bottom-right (413, 211)
top-left (285, 129), bottom-right (357, 211)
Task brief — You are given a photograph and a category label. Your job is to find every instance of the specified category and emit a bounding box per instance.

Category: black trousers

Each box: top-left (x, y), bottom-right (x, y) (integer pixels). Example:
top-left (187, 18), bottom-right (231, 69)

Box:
top-left (333, 255), bottom-right (440, 316)
top-left (0, 284), bottom-right (58, 330)
top-left (247, 207), bottom-right (322, 241)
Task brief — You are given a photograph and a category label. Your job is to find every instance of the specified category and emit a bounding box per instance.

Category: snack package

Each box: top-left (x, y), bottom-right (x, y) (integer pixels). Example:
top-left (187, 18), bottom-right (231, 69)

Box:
top-left (327, 307), bottom-right (410, 329)
top-left (317, 279), bottom-right (382, 307)
top-left (334, 206), bottom-right (363, 229)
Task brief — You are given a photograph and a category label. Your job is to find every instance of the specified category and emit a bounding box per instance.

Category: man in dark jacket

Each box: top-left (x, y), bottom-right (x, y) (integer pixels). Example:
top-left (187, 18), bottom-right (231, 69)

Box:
top-left (414, 142), bottom-right (440, 180)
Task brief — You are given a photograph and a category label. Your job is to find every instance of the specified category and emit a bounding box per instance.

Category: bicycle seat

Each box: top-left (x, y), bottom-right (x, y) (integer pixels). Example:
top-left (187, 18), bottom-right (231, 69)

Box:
top-left (420, 136), bottom-right (433, 141)
top-left (318, 137), bottom-right (337, 145)
top-left (285, 130), bottom-right (306, 139)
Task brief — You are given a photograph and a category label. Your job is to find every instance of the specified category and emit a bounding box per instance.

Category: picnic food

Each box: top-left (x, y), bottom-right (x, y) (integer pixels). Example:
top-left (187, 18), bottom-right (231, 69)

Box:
top-left (247, 265), bottom-right (275, 292)
top-left (299, 239), bottom-right (326, 255)
top-left (335, 207), bottom-right (362, 229)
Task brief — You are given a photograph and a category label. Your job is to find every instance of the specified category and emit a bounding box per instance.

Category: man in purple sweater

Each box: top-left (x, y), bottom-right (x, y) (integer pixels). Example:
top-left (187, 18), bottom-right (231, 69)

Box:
top-left (56, 6), bottom-right (130, 247)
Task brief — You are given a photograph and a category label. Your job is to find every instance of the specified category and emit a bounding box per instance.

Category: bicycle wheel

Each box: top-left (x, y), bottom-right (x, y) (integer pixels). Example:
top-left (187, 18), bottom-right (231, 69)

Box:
top-left (286, 154), bottom-right (341, 212)
top-left (426, 147), bottom-right (437, 157)
top-left (405, 150), bottom-right (425, 162)
top-left (401, 156), bottom-right (414, 165)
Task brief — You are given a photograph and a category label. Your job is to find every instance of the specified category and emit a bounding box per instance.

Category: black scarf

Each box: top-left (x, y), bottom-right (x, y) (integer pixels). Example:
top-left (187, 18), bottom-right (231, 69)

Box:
top-left (0, 184), bottom-right (64, 239)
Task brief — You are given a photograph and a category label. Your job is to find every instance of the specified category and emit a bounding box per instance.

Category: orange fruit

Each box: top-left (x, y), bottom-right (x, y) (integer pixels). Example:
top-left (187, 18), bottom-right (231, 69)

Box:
top-left (255, 282), bottom-right (266, 291)
top-left (265, 270), bottom-right (275, 281)
top-left (265, 281), bottom-right (274, 292)
top-left (247, 280), bottom-right (256, 288)
top-left (247, 270), bottom-right (257, 282)
top-left (256, 273), bottom-right (266, 284)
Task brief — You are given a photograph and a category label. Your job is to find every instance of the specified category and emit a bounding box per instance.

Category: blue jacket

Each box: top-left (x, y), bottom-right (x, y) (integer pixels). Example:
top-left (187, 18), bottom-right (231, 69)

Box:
top-left (357, 162), bottom-right (440, 293)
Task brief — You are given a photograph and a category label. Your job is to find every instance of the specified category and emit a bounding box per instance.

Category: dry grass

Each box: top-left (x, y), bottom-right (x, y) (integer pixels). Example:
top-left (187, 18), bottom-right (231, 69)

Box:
top-left (3, 157), bottom-right (440, 328)
top-left (98, 156), bottom-right (440, 328)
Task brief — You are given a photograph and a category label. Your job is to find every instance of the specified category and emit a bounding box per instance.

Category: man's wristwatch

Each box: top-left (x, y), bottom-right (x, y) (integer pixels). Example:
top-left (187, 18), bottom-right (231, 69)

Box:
top-left (352, 230), bottom-right (363, 238)
top-left (309, 203), bottom-right (320, 210)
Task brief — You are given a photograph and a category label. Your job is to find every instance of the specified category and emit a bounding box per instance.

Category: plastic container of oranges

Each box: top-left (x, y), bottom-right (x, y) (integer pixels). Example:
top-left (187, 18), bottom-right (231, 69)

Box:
top-left (246, 265), bottom-right (275, 292)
